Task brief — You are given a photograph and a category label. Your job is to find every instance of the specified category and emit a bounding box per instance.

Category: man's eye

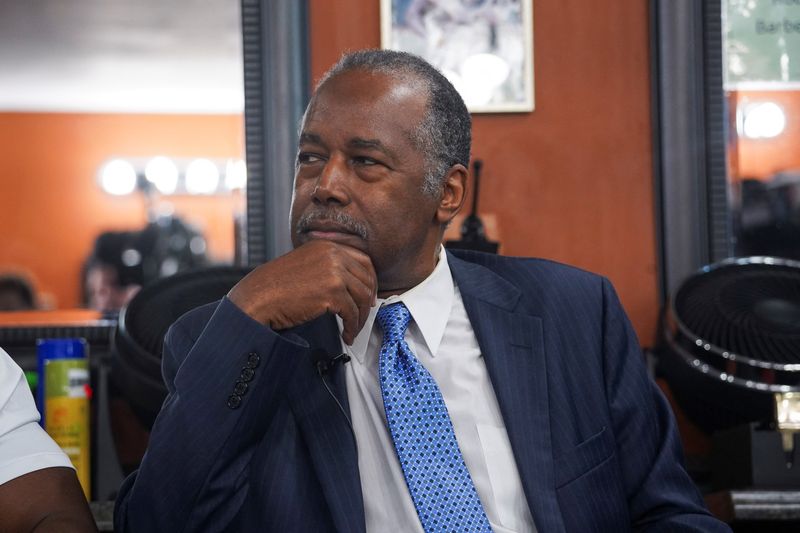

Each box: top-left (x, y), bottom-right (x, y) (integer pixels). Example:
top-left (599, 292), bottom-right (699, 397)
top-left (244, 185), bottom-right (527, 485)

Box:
top-left (297, 153), bottom-right (323, 164)
top-left (353, 156), bottom-right (379, 166)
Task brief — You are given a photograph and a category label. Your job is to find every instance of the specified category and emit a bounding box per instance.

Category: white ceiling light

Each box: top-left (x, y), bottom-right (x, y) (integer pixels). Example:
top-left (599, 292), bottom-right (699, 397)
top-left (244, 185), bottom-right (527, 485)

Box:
top-left (144, 156), bottom-right (179, 194)
top-left (741, 102), bottom-right (787, 139)
top-left (99, 159), bottom-right (137, 196)
top-left (185, 158), bottom-right (220, 194)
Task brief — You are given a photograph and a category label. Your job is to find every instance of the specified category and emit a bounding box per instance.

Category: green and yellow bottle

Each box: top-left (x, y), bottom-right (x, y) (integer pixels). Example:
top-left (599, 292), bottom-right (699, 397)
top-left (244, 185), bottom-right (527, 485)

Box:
top-left (37, 338), bottom-right (91, 499)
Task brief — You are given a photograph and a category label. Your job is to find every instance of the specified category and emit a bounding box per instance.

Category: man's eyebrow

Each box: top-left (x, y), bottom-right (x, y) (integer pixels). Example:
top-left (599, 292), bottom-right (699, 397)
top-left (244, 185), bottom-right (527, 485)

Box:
top-left (348, 137), bottom-right (393, 157)
top-left (298, 132), bottom-right (322, 145)
top-left (298, 133), bottom-right (396, 159)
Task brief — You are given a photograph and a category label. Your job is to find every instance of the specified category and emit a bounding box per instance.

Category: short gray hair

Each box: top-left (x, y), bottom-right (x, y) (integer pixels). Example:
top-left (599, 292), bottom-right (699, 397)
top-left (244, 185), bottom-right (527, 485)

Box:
top-left (317, 49), bottom-right (472, 196)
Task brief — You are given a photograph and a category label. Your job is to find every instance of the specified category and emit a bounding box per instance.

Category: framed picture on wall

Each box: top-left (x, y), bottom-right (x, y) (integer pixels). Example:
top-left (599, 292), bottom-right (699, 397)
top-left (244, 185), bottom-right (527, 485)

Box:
top-left (380, 0), bottom-right (534, 113)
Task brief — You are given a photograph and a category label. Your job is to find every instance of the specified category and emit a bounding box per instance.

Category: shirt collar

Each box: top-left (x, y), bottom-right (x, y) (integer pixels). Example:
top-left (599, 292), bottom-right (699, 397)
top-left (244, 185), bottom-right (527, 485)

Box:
top-left (343, 246), bottom-right (454, 364)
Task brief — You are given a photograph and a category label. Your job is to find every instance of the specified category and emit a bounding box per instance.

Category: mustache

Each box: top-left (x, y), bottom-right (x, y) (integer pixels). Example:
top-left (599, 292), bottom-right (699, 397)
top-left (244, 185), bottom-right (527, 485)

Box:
top-left (296, 209), bottom-right (369, 240)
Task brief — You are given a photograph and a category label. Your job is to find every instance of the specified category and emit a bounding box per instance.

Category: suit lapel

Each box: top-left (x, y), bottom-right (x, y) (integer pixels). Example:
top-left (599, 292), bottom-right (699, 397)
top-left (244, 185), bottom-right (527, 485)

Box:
top-left (286, 315), bottom-right (365, 533)
top-left (449, 253), bottom-right (565, 533)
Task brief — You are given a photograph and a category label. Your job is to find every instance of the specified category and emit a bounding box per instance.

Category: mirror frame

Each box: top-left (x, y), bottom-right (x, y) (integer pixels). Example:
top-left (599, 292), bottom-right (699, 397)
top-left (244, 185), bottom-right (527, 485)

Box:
top-left (651, 0), bottom-right (732, 301)
top-left (241, 0), bottom-right (310, 266)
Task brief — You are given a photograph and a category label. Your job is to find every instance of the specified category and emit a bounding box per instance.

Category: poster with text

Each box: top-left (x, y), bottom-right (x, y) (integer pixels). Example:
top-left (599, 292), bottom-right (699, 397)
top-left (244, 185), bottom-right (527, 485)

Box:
top-left (725, 0), bottom-right (800, 88)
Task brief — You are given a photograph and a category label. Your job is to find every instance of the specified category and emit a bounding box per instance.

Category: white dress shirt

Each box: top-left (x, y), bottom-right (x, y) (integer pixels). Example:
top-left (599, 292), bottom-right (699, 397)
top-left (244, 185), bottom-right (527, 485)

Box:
top-left (0, 347), bottom-right (74, 486)
top-left (340, 249), bottom-right (536, 533)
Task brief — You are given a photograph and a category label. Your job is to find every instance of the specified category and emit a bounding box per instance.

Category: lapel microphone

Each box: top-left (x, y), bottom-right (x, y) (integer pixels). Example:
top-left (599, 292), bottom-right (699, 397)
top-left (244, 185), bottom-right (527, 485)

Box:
top-left (311, 348), bottom-right (355, 434)
top-left (312, 349), bottom-right (351, 376)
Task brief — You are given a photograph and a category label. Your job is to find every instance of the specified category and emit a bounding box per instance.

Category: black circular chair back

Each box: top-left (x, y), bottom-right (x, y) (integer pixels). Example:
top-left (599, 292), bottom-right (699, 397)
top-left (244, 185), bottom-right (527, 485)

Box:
top-left (112, 265), bottom-right (252, 428)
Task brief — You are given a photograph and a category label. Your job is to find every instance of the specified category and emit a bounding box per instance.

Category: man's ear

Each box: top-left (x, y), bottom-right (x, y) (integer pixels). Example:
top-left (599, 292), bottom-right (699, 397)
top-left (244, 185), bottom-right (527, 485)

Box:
top-left (435, 163), bottom-right (468, 226)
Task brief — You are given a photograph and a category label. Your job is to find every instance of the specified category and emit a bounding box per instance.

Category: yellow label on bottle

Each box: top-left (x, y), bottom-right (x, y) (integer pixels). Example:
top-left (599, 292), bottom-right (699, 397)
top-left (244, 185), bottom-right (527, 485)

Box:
top-left (44, 360), bottom-right (91, 500)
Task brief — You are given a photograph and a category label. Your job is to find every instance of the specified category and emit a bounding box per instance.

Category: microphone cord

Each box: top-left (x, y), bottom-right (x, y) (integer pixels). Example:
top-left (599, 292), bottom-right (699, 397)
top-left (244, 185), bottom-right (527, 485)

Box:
top-left (316, 357), bottom-right (355, 440)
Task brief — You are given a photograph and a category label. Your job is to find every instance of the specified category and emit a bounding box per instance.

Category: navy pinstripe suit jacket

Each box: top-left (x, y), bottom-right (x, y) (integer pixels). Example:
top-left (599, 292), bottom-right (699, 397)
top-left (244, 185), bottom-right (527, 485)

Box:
top-left (114, 250), bottom-right (730, 532)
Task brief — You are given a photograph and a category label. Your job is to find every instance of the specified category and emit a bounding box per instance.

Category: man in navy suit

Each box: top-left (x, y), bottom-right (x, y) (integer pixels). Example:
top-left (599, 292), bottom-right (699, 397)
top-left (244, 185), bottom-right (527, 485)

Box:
top-left (114, 50), bottom-right (730, 532)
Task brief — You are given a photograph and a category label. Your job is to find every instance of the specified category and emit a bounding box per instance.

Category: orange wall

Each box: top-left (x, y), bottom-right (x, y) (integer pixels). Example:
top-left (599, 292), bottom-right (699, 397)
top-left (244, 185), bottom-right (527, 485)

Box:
top-left (309, 0), bottom-right (659, 343)
top-left (0, 113), bottom-right (244, 309)
top-left (728, 90), bottom-right (800, 179)
top-left (1, 2), bottom-right (660, 341)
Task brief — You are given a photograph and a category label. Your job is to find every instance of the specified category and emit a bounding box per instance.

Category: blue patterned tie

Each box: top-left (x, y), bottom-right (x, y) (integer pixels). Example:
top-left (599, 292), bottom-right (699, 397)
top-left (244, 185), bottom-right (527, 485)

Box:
top-left (377, 302), bottom-right (492, 533)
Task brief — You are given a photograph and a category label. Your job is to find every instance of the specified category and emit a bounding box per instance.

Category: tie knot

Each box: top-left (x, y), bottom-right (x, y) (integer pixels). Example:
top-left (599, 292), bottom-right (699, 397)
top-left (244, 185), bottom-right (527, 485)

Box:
top-left (376, 302), bottom-right (411, 343)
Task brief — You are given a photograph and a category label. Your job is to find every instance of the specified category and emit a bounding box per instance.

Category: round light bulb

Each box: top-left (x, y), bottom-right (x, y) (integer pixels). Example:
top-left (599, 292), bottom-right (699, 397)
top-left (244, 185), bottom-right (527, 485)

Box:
top-left (185, 158), bottom-right (220, 194)
top-left (145, 156), bottom-right (179, 194)
top-left (99, 159), bottom-right (137, 196)
top-left (742, 102), bottom-right (786, 139)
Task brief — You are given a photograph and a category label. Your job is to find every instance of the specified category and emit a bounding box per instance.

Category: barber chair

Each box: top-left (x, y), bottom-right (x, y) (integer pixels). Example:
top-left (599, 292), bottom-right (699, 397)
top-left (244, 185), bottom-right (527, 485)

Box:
top-left (110, 265), bottom-right (251, 472)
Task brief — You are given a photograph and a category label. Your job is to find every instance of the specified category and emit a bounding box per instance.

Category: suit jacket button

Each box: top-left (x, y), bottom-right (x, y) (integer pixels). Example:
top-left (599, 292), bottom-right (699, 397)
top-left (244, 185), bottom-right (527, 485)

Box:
top-left (240, 367), bottom-right (255, 382)
top-left (233, 380), bottom-right (248, 395)
top-left (246, 352), bottom-right (260, 369)
top-left (227, 394), bottom-right (242, 409)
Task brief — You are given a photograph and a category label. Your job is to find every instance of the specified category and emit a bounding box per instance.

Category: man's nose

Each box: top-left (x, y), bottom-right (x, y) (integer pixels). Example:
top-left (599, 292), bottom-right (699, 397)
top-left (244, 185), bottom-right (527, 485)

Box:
top-left (313, 154), bottom-right (350, 205)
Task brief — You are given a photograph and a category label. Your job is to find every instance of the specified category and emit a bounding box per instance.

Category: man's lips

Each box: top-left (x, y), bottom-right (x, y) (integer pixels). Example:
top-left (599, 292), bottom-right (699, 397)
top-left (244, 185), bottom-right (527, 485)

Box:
top-left (302, 223), bottom-right (365, 243)
top-left (307, 230), bottom-right (359, 241)
top-left (303, 222), bottom-right (358, 236)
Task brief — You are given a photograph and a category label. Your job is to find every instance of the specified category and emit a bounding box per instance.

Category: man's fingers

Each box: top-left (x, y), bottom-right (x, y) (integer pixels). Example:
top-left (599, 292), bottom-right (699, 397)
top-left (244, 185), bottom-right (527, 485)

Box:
top-left (339, 277), bottom-right (374, 345)
top-left (336, 296), bottom-right (361, 345)
top-left (333, 246), bottom-right (377, 340)
top-left (228, 239), bottom-right (379, 335)
top-left (346, 261), bottom-right (377, 303)
top-left (337, 247), bottom-right (378, 304)
top-left (329, 253), bottom-right (375, 344)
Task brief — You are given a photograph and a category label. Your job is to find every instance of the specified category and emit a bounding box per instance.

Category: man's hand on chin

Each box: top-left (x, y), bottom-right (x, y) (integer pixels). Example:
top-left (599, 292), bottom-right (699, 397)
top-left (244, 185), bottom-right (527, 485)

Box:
top-left (227, 239), bottom-right (377, 345)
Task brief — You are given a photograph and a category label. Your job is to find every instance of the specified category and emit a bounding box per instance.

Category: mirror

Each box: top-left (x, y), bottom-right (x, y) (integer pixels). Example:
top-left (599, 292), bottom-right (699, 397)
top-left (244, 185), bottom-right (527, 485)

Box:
top-left (723, 0), bottom-right (800, 260)
top-left (0, 0), bottom-right (245, 315)
top-left (652, 0), bottom-right (800, 299)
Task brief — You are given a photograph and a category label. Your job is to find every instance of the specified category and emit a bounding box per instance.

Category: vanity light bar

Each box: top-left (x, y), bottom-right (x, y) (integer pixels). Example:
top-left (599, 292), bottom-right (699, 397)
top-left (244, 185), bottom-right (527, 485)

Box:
top-left (98, 157), bottom-right (246, 196)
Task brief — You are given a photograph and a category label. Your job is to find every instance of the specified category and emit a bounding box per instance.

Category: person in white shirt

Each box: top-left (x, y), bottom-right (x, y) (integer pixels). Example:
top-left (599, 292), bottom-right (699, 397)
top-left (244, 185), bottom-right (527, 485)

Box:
top-left (0, 347), bottom-right (97, 532)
